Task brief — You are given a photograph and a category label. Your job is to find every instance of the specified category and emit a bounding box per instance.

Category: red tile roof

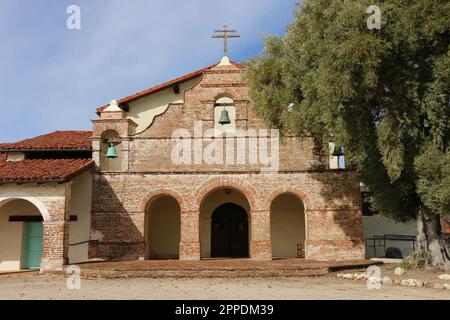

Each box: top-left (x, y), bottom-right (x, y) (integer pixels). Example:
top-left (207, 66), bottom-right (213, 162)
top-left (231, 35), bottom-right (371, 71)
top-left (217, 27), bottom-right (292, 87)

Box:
top-left (0, 131), bottom-right (92, 151)
top-left (96, 60), bottom-right (244, 114)
top-left (0, 158), bottom-right (94, 184)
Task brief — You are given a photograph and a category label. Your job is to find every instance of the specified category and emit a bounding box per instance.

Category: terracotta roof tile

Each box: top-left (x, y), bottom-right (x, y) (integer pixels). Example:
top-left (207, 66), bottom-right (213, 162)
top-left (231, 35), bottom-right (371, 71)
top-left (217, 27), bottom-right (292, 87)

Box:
top-left (0, 158), bottom-right (94, 184)
top-left (0, 131), bottom-right (92, 151)
top-left (96, 60), bottom-right (244, 114)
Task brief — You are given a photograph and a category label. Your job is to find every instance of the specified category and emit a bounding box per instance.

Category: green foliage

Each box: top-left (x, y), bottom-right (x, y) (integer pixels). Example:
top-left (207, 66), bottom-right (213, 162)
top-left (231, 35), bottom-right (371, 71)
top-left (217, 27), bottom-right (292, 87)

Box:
top-left (415, 144), bottom-right (450, 216)
top-left (400, 250), bottom-right (430, 269)
top-left (245, 0), bottom-right (450, 222)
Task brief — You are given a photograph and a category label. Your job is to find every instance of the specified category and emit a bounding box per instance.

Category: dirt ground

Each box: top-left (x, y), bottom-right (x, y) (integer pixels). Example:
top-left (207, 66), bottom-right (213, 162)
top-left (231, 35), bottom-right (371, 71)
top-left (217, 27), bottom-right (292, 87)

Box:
top-left (379, 264), bottom-right (449, 285)
top-left (0, 272), bottom-right (449, 300)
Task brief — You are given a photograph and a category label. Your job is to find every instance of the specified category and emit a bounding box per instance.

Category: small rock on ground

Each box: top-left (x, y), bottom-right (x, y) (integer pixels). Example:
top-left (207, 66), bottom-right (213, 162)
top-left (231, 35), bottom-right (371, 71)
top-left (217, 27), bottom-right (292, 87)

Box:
top-left (395, 267), bottom-right (406, 276)
top-left (438, 274), bottom-right (450, 281)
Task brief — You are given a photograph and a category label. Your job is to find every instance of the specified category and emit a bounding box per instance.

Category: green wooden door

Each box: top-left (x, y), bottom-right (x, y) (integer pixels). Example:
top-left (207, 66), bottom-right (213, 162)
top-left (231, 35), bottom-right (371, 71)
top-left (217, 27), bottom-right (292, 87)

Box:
top-left (23, 222), bottom-right (43, 269)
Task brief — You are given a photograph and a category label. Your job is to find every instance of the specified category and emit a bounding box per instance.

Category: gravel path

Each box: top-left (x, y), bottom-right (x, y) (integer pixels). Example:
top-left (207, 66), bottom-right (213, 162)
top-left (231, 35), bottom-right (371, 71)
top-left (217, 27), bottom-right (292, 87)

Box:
top-left (0, 273), bottom-right (449, 300)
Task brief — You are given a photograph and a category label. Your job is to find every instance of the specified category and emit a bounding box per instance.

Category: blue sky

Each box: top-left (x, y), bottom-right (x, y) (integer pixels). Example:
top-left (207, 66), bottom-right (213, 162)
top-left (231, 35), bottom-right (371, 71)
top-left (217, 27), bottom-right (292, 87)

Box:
top-left (0, 0), bottom-right (299, 142)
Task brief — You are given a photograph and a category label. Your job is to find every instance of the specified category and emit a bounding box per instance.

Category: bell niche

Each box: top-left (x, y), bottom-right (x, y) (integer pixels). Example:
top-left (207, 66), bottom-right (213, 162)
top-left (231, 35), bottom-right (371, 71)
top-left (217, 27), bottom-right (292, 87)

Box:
top-left (100, 130), bottom-right (122, 171)
top-left (214, 96), bottom-right (236, 135)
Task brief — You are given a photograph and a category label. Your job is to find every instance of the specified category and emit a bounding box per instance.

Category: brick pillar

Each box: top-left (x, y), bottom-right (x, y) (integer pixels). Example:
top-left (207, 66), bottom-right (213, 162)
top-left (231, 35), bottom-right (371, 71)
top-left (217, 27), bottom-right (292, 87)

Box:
top-left (250, 209), bottom-right (272, 260)
top-left (121, 137), bottom-right (130, 171)
top-left (40, 183), bottom-right (71, 272)
top-left (41, 221), bottom-right (69, 272)
top-left (179, 210), bottom-right (200, 260)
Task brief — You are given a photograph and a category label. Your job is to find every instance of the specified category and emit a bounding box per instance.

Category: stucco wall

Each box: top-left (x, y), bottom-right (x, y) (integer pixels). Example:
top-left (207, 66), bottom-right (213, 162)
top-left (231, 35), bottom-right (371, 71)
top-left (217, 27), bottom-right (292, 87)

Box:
top-left (68, 171), bottom-right (92, 264)
top-left (127, 78), bottom-right (200, 134)
top-left (0, 200), bottom-right (41, 271)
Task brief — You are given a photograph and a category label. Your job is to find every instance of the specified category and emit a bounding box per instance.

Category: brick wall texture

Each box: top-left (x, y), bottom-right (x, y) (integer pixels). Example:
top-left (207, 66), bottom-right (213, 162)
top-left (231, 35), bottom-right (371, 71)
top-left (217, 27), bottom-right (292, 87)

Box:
top-left (89, 62), bottom-right (365, 261)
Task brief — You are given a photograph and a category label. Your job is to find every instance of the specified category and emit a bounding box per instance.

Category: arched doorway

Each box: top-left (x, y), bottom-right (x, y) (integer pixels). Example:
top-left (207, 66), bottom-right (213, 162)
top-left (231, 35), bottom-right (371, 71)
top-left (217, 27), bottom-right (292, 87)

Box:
top-left (200, 187), bottom-right (251, 258)
top-left (270, 193), bottom-right (306, 258)
top-left (211, 203), bottom-right (249, 258)
top-left (145, 195), bottom-right (180, 260)
top-left (0, 199), bottom-right (44, 271)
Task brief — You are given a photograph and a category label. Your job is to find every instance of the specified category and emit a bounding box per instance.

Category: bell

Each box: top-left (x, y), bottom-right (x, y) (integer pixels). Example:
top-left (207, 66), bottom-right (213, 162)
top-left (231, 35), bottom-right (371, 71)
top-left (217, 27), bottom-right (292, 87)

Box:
top-left (218, 109), bottom-right (231, 125)
top-left (332, 147), bottom-right (344, 157)
top-left (106, 143), bottom-right (118, 158)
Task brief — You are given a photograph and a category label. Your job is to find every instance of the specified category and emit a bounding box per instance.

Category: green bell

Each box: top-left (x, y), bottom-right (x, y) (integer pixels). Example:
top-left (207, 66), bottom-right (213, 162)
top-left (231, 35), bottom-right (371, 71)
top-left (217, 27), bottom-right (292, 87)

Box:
top-left (106, 143), bottom-right (118, 158)
top-left (218, 109), bottom-right (231, 125)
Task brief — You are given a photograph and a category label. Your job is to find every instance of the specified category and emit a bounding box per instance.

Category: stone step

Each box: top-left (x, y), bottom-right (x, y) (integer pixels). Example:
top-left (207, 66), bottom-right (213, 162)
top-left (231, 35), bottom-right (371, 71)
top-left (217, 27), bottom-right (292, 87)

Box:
top-left (49, 259), bottom-right (379, 279)
top-left (75, 268), bottom-right (329, 279)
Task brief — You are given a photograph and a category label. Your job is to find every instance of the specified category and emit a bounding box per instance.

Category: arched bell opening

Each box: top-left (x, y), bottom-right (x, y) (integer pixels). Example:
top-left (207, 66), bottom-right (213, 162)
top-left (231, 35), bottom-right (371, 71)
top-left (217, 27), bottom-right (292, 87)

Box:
top-left (214, 96), bottom-right (236, 135)
top-left (100, 130), bottom-right (122, 171)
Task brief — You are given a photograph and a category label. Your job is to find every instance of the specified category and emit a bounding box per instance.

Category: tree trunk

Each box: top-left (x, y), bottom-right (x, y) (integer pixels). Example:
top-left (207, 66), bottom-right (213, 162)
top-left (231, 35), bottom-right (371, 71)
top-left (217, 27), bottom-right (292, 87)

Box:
top-left (416, 207), bottom-right (450, 270)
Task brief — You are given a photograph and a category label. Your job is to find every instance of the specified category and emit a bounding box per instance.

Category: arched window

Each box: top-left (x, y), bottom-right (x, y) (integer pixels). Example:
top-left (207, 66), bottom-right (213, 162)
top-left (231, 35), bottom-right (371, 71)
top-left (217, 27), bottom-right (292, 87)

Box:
top-left (100, 130), bottom-right (122, 171)
top-left (214, 96), bottom-right (236, 135)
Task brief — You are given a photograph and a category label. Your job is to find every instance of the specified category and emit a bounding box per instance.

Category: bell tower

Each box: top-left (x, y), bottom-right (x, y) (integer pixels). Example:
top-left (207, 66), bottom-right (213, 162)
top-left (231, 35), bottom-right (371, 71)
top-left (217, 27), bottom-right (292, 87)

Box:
top-left (91, 100), bottom-right (137, 171)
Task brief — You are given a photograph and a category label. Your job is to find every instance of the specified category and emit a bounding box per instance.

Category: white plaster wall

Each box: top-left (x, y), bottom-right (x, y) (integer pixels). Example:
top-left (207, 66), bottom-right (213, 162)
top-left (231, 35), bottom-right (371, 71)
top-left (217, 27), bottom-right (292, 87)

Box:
top-left (6, 152), bottom-right (25, 161)
top-left (68, 171), bottom-right (92, 264)
top-left (270, 194), bottom-right (306, 258)
top-left (127, 78), bottom-right (200, 133)
top-left (145, 196), bottom-right (180, 259)
top-left (0, 200), bottom-right (41, 271)
top-left (363, 215), bottom-right (417, 258)
top-left (329, 142), bottom-right (340, 169)
top-left (200, 189), bottom-right (251, 258)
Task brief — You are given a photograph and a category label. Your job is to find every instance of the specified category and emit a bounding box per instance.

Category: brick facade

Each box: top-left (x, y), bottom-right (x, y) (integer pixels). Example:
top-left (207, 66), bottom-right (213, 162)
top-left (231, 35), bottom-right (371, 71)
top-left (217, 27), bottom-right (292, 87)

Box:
top-left (89, 61), bottom-right (365, 261)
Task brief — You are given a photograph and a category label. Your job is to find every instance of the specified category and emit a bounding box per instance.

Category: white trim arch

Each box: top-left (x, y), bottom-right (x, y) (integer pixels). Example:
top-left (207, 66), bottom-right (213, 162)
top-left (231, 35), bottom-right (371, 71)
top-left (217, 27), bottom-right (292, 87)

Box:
top-left (0, 192), bottom-right (50, 222)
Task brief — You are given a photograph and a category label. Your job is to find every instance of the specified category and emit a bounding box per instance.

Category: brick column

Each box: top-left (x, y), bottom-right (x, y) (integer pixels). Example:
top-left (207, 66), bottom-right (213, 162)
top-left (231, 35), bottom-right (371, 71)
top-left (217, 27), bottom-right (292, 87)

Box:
top-left (41, 221), bottom-right (69, 272)
top-left (250, 209), bottom-right (272, 260)
top-left (179, 210), bottom-right (200, 260)
top-left (120, 137), bottom-right (130, 171)
top-left (91, 138), bottom-right (101, 166)
top-left (40, 183), bottom-right (71, 272)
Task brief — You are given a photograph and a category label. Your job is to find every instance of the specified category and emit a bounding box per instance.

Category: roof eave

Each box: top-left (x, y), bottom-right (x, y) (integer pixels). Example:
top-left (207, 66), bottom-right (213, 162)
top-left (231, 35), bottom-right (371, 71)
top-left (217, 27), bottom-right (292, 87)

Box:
top-left (95, 60), bottom-right (245, 115)
top-left (0, 161), bottom-right (95, 185)
top-left (0, 148), bottom-right (92, 152)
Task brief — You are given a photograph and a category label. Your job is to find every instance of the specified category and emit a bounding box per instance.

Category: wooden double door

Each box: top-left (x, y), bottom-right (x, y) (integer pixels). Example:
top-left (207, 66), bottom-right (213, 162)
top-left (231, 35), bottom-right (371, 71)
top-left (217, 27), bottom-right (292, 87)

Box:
top-left (211, 203), bottom-right (249, 258)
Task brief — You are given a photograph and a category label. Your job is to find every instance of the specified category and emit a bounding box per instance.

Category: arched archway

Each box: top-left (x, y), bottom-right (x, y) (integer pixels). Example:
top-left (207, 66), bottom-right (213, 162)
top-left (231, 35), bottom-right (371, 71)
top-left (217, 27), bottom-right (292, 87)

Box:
top-left (270, 193), bottom-right (306, 258)
top-left (211, 203), bottom-right (249, 258)
top-left (144, 195), bottom-right (181, 260)
top-left (200, 187), bottom-right (251, 258)
top-left (0, 199), bottom-right (44, 271)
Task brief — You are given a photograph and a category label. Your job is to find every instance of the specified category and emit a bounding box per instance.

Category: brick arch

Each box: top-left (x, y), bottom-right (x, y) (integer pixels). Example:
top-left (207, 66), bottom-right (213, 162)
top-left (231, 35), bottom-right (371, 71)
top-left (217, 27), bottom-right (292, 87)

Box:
top-left (264, 188), bottom-right (311, 211)
top-left (213, 92), bottom-right (236, 102)
top-left (140, 188), bottom-right (188, 213)
top-left (193, 177), bottom-right (257, 212)
top-left (0, 192), bottom-right (50, 222)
